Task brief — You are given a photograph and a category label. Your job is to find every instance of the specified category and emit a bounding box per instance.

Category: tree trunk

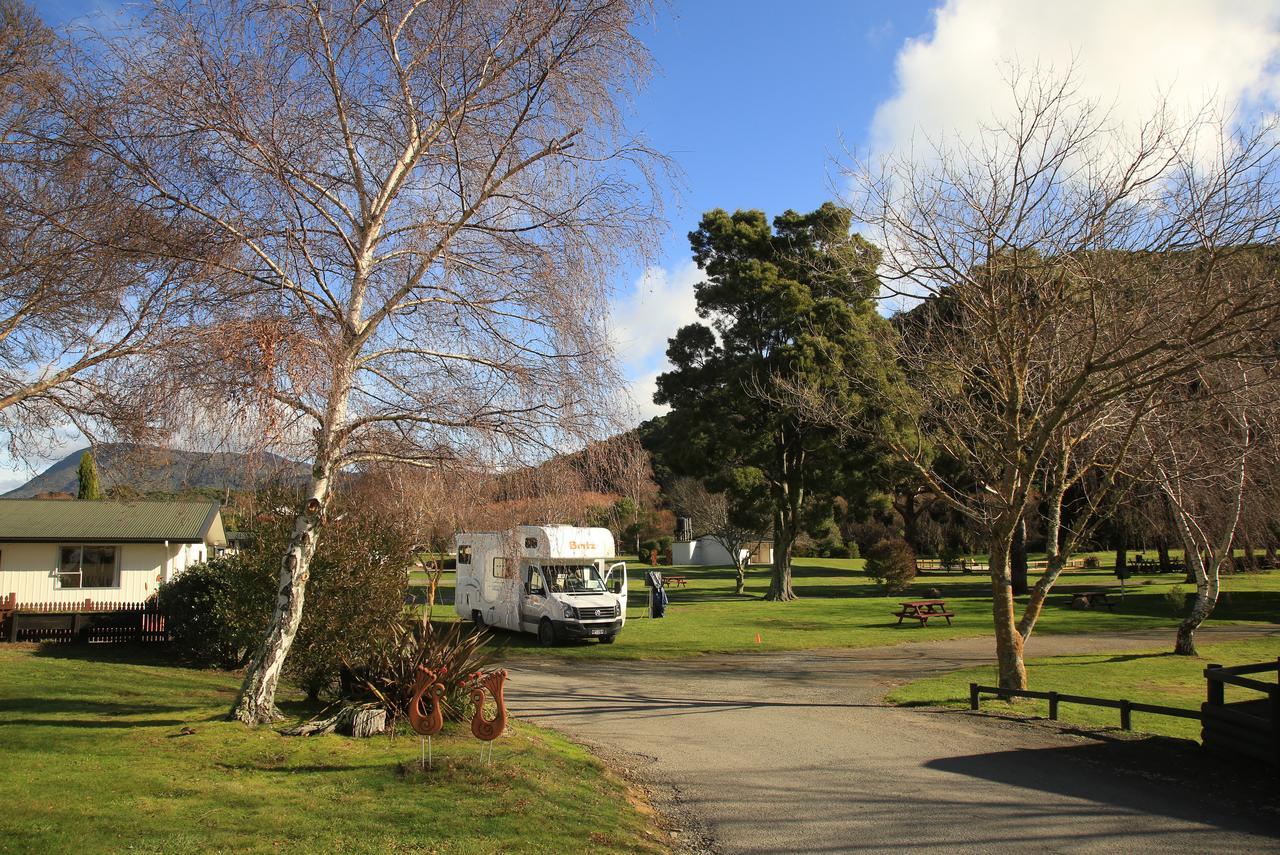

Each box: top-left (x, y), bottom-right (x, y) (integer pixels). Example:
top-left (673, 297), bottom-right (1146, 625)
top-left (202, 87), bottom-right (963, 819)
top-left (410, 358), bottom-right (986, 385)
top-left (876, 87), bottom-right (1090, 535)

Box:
top-left (989, 535), bottom-right (1026, 690)
top-left (765, 431), bottom-right (802, 602)
top-left (1113, 536), bottom-right (1127, 579)
top-left (734, 556), bottom-right (746, 595)
top-left (1168, 510), bottom-right (1227, 656)
top-left (1157, 539), bottom-right (1171, 573)
top-left (1010, 516), bottom-right (1028, 596)
top-left (898, 491), bottom-right (920, 552)
top-left (231, 358), bottom-right (354, 725)
top-left (1016, 467), bottom-right (1068, 643)
top-left (1174, 566), bottom-right (1220, 656)
top-left (229, 487), bottom-right (327, 724)
top-left (767, 509), bottom-right (796, 601)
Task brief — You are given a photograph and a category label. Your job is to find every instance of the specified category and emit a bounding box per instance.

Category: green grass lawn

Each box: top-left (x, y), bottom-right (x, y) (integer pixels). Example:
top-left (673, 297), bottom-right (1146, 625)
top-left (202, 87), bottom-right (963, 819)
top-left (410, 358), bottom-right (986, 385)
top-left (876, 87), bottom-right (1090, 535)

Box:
top-left (0, 644), bottom-right (665, 854)
top-left (885, 636), bottom-right (1279, 742)
top-left (463, 558), bottom-right (1280, 660)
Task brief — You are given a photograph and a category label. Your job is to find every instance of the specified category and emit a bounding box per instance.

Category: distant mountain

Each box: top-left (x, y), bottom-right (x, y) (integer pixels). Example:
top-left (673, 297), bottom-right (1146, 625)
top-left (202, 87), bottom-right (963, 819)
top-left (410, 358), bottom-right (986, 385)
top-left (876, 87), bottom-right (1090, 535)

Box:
top-left (4, 444), bottom-right (309, 498)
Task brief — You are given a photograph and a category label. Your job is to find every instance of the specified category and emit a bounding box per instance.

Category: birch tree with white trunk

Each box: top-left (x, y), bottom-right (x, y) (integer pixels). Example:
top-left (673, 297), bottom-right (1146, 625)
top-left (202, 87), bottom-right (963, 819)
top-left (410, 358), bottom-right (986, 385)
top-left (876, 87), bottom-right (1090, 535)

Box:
top-left (76, 0), bottom-right (664, 723)
top-left (1136, 364), bottom-right (1270, 655)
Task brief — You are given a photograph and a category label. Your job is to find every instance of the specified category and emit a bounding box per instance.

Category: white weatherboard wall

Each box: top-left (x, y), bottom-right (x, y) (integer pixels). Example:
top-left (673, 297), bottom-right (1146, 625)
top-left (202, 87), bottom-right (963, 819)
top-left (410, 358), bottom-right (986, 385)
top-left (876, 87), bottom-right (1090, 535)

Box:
top-left (0, 541), bottom-right (208, 605)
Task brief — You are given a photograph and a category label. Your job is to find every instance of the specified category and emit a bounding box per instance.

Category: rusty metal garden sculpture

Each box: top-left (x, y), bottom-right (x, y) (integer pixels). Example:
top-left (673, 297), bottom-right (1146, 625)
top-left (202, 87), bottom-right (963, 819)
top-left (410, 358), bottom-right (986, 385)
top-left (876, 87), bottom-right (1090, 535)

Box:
top-left (469, 669), bottom-right (508, 763)
top-left (408, 666), bottom-right (446, 769)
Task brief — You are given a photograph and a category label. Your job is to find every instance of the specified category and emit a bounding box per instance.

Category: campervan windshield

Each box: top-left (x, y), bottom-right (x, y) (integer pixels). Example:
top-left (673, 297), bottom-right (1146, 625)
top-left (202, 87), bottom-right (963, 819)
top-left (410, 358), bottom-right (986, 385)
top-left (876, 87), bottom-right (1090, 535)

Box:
top-left (541, 564), bottom-right (606, 595)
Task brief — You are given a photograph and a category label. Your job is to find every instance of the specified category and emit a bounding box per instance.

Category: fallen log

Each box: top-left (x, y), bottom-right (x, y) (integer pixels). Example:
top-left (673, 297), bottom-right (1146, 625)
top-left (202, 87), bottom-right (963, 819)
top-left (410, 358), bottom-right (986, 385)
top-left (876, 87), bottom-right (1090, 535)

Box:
top-left (281, 703), bottom-right (386, 737)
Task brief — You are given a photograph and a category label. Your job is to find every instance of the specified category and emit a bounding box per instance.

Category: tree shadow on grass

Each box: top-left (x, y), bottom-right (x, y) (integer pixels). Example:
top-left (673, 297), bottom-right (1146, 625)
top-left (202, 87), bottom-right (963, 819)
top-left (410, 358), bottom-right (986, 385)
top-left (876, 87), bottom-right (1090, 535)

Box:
top-left (0, 697), bottom-right (197, 717)
top-left (1041, 651), bottom-right (1175, 666)
top-left (1049, 588), bottom-right (1280, 625)
top-left (0, 716), bottom-right (193, 729)
top-left (246, 763), bottom-right (391, 774)
top-left (31, 642), bottom-right (191, 668)
top-left (665, 593), bottom-right (761, 604)
top-left (0, 695), bottom-right (200, 729)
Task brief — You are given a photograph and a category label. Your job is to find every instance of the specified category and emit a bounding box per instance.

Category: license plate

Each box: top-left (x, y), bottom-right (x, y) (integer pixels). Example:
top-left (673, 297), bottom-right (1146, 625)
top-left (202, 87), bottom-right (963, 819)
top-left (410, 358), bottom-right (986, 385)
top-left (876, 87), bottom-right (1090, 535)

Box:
top-left (590, 628), bottom-right (604, 635)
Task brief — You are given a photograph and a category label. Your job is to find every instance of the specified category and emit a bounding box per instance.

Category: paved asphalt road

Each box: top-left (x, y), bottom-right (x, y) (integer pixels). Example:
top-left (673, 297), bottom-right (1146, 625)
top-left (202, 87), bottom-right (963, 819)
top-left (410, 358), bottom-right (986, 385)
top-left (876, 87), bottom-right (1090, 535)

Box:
top-left (505, 626), bottom-right (1280, 854)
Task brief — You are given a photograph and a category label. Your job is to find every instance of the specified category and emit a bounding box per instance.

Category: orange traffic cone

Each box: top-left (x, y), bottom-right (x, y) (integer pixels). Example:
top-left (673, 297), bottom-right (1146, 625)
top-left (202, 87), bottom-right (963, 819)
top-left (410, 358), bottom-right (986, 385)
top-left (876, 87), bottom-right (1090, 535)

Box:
top-left (754, 633), bottom-right (762, 645)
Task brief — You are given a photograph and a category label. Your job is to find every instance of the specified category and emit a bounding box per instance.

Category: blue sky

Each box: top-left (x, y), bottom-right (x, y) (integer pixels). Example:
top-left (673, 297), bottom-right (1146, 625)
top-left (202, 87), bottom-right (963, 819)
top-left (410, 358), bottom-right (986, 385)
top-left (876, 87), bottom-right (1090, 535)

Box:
top-left (8, 0), bottom-right (1280, 489)
top-left (605, 1), bottom-right (937, 420)
top-left (633, 1), bottom-right (936, 257)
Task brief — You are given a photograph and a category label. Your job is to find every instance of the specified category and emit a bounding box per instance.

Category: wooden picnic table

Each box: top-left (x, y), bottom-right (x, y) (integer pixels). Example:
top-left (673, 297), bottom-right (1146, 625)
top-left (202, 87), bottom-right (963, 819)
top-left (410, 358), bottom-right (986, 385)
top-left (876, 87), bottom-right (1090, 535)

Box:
top-left (893, 599), bottom-right (955, 627)
top-left (662, 575), bottom-right (688, 588)
top-left (1069, 590), bottom-right (1116, 611)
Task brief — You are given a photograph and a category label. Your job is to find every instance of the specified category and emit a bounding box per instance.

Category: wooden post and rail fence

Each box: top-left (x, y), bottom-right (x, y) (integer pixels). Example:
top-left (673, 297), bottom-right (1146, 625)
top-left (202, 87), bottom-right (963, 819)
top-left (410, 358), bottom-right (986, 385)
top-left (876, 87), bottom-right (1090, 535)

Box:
top-left (970, 657), bottom-right (1279, 766)
top-left (1201, 659), bottom-right (1280, 766)
top-left (0, 593), bottom-right (168, 644)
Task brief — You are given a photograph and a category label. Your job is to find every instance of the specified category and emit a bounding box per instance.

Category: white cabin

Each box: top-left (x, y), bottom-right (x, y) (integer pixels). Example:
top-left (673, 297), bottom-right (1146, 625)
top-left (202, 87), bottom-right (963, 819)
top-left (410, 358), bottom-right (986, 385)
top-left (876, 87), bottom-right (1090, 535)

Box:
top-left (0, 500), bottom-right (227, 605)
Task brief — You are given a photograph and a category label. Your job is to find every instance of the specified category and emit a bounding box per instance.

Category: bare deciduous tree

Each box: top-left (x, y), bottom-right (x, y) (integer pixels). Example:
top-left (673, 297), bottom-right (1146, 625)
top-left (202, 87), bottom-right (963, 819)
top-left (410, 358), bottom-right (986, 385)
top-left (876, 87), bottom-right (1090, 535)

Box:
top-left (77, 0), bottom-right (664, 722)
top-left (667, 476), bottom-right (763, 594)
top-left (0, 1), bottom-right (215, 458)
top-left (827, 68), bottom-right (1280, 689)
top-left (1135, 363), bottom-right (1275, 655)
top-left (584, 432), bottom-right (659, 554)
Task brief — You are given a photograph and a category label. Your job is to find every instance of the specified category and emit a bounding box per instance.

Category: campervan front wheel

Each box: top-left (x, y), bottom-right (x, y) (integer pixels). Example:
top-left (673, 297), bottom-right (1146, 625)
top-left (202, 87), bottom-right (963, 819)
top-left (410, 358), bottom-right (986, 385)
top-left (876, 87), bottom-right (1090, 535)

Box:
top-left (537, 618), bottom-right (557, 647)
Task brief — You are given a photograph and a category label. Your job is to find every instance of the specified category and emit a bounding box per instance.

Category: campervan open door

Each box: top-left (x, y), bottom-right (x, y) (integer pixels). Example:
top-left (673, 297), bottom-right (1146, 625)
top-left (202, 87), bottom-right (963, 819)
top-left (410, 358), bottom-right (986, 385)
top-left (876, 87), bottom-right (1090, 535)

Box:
top-left (604, 561), bottom-right (627, 627)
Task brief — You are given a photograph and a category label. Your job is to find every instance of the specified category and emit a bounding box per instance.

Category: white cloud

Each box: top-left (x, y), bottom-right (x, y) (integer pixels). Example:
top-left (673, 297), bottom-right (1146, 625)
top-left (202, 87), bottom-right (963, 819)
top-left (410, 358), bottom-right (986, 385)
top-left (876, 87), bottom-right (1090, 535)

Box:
top-left (626, 370), bottom-right (668, 422)
top-left (609, 260), bottom-right (703, 423)
top-left (871, 0), bottom-right (1280, 157)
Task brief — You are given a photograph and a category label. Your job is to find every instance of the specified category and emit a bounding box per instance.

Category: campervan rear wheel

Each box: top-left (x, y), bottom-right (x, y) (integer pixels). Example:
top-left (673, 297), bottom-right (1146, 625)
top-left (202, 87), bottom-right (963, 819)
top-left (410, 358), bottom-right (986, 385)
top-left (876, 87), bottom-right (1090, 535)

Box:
top-left (471, 610), bottom-right (485, 630)
top-left (537, 618), bottom-right (557, 647)
top-left (599, 634), bottom-right (616, 644)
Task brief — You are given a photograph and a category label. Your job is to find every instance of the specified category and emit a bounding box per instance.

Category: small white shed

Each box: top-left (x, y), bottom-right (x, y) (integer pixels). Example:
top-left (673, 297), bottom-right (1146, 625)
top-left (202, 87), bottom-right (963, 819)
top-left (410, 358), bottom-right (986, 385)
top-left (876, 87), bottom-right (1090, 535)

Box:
top-left (672, 536), bottom-right (773, 567)
top-left (0, 500), bottom-right (227, 605)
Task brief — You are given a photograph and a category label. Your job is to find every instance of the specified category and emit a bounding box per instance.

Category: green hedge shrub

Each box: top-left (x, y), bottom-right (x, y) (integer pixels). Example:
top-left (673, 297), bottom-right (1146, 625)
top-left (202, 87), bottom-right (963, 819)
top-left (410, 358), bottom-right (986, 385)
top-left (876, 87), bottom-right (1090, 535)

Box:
top-left (157, 558), bottom-right (274, 668)
top-left (865, 537), bottom-right (918, 594)
top-left (159, 489), bottom-right (415, 699)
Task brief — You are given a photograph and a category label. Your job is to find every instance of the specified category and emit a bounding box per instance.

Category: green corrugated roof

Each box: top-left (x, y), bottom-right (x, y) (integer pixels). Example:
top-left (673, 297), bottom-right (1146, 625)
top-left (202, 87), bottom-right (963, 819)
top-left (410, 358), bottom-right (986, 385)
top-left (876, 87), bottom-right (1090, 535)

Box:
top-left (0, 500), bottom-right (222, 543)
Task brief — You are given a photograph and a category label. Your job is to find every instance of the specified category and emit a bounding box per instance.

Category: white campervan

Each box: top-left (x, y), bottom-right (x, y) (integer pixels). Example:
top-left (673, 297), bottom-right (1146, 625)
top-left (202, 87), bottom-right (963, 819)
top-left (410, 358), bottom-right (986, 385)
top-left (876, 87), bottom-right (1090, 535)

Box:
top-left (453, 525), bottom-right (627, 646)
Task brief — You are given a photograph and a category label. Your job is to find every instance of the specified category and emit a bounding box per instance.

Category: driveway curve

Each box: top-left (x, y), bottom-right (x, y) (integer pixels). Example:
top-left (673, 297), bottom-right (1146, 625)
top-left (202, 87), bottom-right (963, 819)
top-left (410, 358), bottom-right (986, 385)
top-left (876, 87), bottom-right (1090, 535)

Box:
top-left (505, 626), bottom-right (1280, 854)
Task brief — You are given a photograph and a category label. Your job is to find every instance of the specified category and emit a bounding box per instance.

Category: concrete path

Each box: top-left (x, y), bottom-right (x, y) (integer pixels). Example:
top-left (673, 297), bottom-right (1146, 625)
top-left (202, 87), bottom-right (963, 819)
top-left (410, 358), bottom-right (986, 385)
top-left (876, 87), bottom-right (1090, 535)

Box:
top-left (505, 626), bottom-right (1280, 854)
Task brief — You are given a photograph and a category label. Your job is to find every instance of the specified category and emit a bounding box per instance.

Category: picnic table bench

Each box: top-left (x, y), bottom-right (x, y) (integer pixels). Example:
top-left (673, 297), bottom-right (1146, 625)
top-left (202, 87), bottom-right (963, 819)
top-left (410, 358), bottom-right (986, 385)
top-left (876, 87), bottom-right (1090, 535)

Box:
top-left (893, 599), bottom-right (955, 627)
top-left (662, 575), bottom-right (688, 588)
top-left (1069, 590), bottom-right (1116, 611)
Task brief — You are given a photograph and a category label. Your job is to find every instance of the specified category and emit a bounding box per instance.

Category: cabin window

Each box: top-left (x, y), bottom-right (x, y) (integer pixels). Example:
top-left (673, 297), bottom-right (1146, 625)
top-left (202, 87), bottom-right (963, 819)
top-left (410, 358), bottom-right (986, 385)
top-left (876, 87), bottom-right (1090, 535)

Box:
top-left (524, 537), bottom-right (538, 549)
top-left (57, 545), bottom-right (119, 589)
top-left (457, 545), bottom-right (472, 565)
top-left (492, 557), bottom-right (508, 578)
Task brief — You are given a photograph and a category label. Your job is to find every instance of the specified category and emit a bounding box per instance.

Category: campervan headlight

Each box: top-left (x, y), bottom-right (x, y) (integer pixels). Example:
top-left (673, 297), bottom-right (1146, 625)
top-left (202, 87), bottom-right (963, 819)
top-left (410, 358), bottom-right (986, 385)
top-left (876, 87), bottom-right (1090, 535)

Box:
top-left (563, 605), bottom-right (578, 620)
